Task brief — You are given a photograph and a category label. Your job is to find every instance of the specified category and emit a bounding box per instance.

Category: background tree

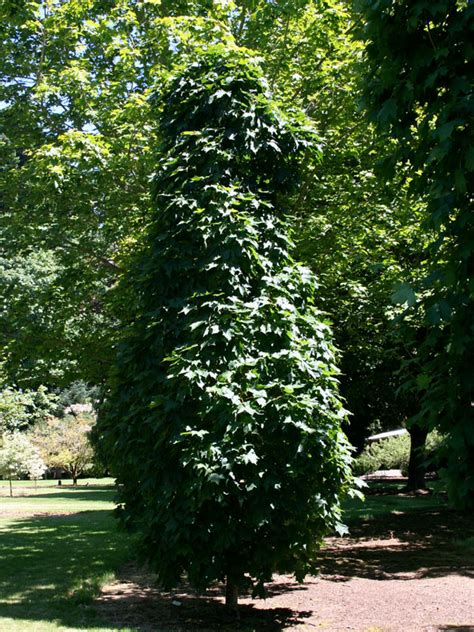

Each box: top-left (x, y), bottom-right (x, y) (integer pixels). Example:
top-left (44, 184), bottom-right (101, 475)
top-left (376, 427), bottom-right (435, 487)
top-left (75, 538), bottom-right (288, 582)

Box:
top-left (0, 0), bottom-right (234, 387)
top-left (356, 0), bottom-right (474, 506)
top-left (0, 432), bottom-right (46, 496)
top-left (30, 413), bottom-right (95, 485)
top-left (54, 380), bottom-right (99, 417)
top-left (230, 1), bottom-right (432, 463)
top-left (0, 384), bottom-right (56, 434)
top-left (95, 46), bottom-right (355, 609)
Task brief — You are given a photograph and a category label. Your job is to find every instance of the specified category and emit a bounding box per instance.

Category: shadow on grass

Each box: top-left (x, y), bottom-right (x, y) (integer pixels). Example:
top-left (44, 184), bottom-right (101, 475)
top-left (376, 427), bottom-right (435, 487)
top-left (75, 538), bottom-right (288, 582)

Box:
top-left (321, 500), bottom-right (474, 582)
top-left (31, 488), bottom-right (117, 502)
top-left (0, 512), bottom-right (312, 631)
top-left (3, 488), bottom-right (472, 630)
top-left (0, 510), bottom-right (132, 629)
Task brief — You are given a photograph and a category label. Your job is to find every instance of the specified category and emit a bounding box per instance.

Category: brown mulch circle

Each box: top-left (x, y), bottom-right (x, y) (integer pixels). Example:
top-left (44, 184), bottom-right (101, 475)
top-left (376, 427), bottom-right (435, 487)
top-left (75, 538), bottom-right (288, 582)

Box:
top-left (95, 503), bottom-right (474, 632)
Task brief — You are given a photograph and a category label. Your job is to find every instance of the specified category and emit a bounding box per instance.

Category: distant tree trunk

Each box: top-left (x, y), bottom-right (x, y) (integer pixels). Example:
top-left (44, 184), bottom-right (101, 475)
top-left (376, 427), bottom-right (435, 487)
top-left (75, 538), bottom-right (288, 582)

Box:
top-left (9, 478), bottom-right (12, 497)
top-left (406, 424), bottom-right (428, 490)
top-left (225, 577), bottom-right (239, 614)
top-left (70, 466), bottom-right (78, 486)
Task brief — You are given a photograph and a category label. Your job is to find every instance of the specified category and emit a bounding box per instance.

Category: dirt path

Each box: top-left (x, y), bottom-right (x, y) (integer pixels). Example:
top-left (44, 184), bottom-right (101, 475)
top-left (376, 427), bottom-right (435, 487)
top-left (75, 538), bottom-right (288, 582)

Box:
top-left (95, 506), bottom-right (474, 632)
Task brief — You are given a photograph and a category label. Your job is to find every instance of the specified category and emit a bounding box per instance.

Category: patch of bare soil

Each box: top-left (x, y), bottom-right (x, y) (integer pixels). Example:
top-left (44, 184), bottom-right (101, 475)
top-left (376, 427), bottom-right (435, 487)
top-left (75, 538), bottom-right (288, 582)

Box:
top-left (95, 505), bottom-right (474, 632)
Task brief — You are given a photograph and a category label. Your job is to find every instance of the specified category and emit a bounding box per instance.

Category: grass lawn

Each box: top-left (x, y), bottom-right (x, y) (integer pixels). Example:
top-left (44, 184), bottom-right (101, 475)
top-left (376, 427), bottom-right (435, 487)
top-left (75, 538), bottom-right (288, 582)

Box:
top-left (0, 479), bottom-right (136, 631)
top-left (343, 480), bottom-right (448, 523)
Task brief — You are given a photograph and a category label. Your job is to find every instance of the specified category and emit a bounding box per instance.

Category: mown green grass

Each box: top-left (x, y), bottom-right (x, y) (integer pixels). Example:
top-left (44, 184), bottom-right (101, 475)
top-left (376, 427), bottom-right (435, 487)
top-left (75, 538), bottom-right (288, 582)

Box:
top-left (342, 484), bottom-right (447, 524)
top-left (0, 478), bottom-right (113, 489)
top-left (0, 480), bottom-right (136, 631)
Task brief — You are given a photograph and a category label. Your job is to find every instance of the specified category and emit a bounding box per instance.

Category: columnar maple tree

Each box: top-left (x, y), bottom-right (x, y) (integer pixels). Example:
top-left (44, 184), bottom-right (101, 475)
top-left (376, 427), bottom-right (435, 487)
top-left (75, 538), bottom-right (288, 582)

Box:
top-left (95, 46), bottom-right (354, 607)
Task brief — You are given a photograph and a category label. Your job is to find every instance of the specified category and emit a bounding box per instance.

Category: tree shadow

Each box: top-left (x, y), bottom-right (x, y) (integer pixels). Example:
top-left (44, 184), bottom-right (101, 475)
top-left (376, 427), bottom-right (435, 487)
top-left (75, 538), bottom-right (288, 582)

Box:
top-left (320, 506), bottom-right (474, 582)
top-left (436, 627), bottom-right (474, 631)
top-left (95, 564), bottom-right (313, 631)
top-left (2, 493), bottom-right (472, 630)
top-left (31, 488), bottom-right (116, 502)
top-left (0, 512), bottom-right (312, 631)
top-left (0, 511), bottom-right (131, 629)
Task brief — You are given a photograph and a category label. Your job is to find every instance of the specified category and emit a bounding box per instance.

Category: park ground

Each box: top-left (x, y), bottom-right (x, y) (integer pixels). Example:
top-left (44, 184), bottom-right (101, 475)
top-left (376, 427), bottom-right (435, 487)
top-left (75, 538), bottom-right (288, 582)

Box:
top-left (0, 479), bottom-right (473, 632)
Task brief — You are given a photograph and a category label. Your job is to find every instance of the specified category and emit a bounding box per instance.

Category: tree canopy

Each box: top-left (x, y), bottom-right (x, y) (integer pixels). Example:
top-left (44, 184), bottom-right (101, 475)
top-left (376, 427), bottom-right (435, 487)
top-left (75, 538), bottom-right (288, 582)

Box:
top-left (356, 0), bottom-right (474, 507)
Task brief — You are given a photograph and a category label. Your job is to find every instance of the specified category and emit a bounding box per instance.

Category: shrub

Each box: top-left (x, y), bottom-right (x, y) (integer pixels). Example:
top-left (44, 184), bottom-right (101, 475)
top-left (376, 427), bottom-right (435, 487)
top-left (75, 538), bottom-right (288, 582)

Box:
top-left (354, 430), bottom-right (446, 476)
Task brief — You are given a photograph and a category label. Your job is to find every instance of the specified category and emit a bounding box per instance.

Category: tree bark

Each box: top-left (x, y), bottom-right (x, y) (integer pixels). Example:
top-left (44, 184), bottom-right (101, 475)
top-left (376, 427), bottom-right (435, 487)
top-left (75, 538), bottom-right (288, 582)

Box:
top-left (406, 423), bottom-right (429, 490)
top-left (225, 577), bottom-right (239, 614)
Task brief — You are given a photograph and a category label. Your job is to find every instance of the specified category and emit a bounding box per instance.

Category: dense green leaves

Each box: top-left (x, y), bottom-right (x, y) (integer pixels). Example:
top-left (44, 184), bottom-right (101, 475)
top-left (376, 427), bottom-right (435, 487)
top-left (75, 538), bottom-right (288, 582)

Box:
top-left (356, 0), bottom-right (474, 507)
top-left (95, 47), bottom-right (354, 597)
top-left (0, 385), bottom-right (55, 434)
top-left (2, 0), bottom-right (470, 507)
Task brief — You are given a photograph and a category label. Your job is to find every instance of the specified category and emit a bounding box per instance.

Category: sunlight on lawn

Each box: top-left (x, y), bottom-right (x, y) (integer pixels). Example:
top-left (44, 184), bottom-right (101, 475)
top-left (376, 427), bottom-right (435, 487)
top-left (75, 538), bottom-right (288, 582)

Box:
top-left (0, 480), bottom-right (135, 632)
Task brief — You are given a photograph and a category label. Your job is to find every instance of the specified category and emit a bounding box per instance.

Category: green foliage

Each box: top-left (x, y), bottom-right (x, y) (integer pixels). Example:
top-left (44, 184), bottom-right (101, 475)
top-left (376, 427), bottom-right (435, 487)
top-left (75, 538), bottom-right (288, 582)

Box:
top-left (354, 431), bottom-right (445, 476)
top-left (30, 413), bottom-right (95, 482)
top-left (0, 388), bottom-right (33, 434)
top-left (0, 248), bottom-right (112, 387)
top-left (356, 0), bottom-right (474, 507)
top-left (354, 434), bottom-right (410, 476)
top-left (236, 1), bottom-right (430, 449)
top-left (95, 47), bottom-right (354, 597)
top-left (2, 0), bottom-right (460, 501)
top-left (0, 385), bottom-right (56, 434)
top-left (0, 0), bottom-right (428, 464)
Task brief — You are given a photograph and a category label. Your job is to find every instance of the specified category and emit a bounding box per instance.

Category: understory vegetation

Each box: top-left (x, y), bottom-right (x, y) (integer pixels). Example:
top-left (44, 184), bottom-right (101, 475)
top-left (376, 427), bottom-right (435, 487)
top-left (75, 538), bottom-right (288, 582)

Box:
top-left (354, 431), bottom-right (446, 477)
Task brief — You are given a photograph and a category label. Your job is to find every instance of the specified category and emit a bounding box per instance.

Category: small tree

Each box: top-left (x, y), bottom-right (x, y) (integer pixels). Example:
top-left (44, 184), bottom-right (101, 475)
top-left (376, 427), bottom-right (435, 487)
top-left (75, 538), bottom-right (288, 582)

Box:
top-left (30, 414), bottom-right (94, 485)
top-left (95, 46), bottom-right (354, 609)
top-left (0, 432), bottom-right (46, 496)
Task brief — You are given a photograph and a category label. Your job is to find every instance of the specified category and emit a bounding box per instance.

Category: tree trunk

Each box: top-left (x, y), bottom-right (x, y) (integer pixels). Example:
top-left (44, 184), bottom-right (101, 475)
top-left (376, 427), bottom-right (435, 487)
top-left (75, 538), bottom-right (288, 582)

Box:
top-left (9, 478), bottom-right (12, 498)
top-left (225, 577), bottom-right (239, 614)
top-left (73, 476), bottom-right (78, 486)
top-left (406, 424), bottom-right (428, 491)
